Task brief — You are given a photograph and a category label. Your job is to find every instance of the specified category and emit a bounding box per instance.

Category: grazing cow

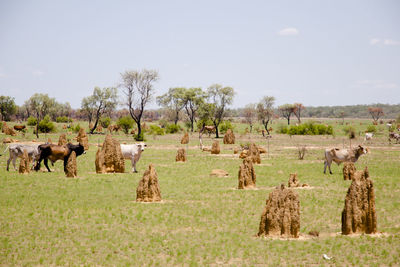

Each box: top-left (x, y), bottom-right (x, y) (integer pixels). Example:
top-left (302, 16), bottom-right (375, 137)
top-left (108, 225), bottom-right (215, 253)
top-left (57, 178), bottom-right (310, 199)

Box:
top-left (13, 125), bottom-right (26, 132)
top-left (5, 143), bottom-right (40, 171)
top-left (364, 132), bottom-right (374, 141)
top-left (120, 142), bottom-right (146, 173)
top-left (389, 132), bottom-right (400, 143)
top-left (323, 145), bottom-right (368, 174)
top-left (35, 143), bottom-right (85, 172)
top-left (204, 125), bottom-right (216, 136)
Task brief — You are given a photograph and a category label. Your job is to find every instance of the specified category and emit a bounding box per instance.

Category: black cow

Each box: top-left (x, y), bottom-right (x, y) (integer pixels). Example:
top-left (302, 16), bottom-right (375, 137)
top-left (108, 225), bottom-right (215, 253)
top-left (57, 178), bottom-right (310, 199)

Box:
top-left (35, 143), bottom-right (85, 172)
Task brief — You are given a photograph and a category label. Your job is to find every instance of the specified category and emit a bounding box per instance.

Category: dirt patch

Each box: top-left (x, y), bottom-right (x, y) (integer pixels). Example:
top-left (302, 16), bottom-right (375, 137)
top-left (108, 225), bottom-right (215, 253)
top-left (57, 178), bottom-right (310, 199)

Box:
top-left (258, 184), bottom-right (300, 238)
top-left (211, 141), bottom-right (220, 154)
top-left (341, 167), bottom-right (377, 235)
top-left (238, 157), bottom-right (256, 189)
top-left (65, 151), bottom-right (77, 178)
top-left (18, 149), bottom-right (31, 174)
top-left (176, 148), bottom-right (186, 162)
top-left (223, 129), bottom-right (235, 144)
top-left (180, 132), bottom-right (189, 144)
top-left (343, 162), bottom-right (356, 180)
top-left (210, 169), bottom-right (229, 177)
top-left (136, 164), bottom-right (162, 202)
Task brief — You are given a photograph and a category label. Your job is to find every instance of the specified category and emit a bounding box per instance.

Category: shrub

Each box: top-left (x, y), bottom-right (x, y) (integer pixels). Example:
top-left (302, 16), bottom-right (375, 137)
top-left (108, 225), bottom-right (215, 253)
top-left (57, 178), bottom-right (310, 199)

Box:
top-left (158, 119), bottom-right (169, 128)
top-left (277, 125), bottom-right (288, 134)
top-left (38, 115), bottom-right (56, 133)
top-left (281, 122), bottom-right (333, 136)
top-left (366, 125), bottom-right (377, 134)
top-left (100, 117), bottom-right (111, 128)
top-left (71, 124), bottom-right (81, 133)
top-left (27, 116), bottom-right (37, 126)
top-left (219, 121), bottom-right (233, 134)
top-left (135, 132), bottom-right (145, 141)
top-left (117, 116), bottom-right (134, 134)
top-left (196, 119), bottom-right (213, 131)
top-left (56, 116), bottom-right (72, 123)
top-left (343, 125), bottom-right (356, 135)
top-left (165, 123), bottom-right (181, 134)
top-left (149, 125), bottom-right (165, 135)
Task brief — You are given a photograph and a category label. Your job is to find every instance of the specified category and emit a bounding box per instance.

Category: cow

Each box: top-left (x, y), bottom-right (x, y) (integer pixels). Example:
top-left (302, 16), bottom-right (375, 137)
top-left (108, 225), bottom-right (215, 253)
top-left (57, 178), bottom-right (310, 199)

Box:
top-left (13, 125), bottom-right (26, 132)
top-left (323, 145), bottom-right (368, 174)
top-left (389, 132), bottom-right (400, 144)
top-left (4, 143), bottom-right (41, 171)
top-left (204, 126), bottom-right (216, 137)
top-left (364, 132), bottom-right (374, 141)
top-left (120, 142), bottom-right (146, 173)
top-left (35, 143), bottom-right (85, 172)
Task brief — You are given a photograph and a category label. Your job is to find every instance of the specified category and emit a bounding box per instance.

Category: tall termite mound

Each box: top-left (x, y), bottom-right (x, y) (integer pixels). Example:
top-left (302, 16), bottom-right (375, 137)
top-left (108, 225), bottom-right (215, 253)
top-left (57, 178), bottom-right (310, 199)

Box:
top-left (288, 173), bottom-right (300, 187)
top-left (248, 143), bottom-right (261, 164)
top-left (341, 167), bottom-right (377, 235)
top-left (2, 122), bottom-right (16, 136)
top-left (18, 149), bottom-right (31, 174)
top-left (211, 141), bottom-right (220, 154)
top-left (258, 184), bottom-right (300, 238)
top-left (176, 148), bottom-right (186, 162)
top-left (77, 128), bottom-right (89, 150)
top-left (238, 157), bottom-right (256, 189)
top-left (58, 133), bottom-right (68, 146)
top-left (136, 164), bottom-right (162, 202)
top-left (95, 134), bottom-right (125, 173)
top-left (223, 129), bottom-right (235, 144)
top-left (343, 162), bottom-right (356, 180)
top-left (65, 151), bottom-right (77, 178)
top-left (181, 132), bottom-right (189, 144)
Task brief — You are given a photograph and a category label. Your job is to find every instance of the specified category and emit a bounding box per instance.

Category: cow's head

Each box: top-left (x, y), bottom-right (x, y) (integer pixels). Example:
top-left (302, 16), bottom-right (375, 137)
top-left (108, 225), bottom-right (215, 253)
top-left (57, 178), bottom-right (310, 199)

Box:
top-left (72, 143), bottom-right (86, 156)
top-left (357, 145), bottom-right (369, 155)
top-left (137, 142), bottom-right (146, 151)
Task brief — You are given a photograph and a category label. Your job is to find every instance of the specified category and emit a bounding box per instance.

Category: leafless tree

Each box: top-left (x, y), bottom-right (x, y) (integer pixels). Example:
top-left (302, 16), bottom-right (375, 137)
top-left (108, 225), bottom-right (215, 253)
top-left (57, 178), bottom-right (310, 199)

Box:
top-left (368, 107), bottom-right (384, 123)
top-left (293, 103), bottom-right (305, 123)
top-left (243, 103), bottom-right (256, 133)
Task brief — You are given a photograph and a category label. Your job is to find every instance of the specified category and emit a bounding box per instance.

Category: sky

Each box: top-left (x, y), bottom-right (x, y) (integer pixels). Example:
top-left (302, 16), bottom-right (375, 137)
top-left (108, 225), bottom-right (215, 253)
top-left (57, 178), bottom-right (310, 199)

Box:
top-left (0, 0), bottom-right (399, 109)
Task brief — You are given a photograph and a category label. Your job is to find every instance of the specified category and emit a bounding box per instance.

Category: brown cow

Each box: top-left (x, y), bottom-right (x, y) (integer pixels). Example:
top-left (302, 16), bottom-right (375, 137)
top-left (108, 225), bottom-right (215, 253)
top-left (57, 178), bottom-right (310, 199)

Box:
top-left (35, 143), bottom-right (85, 172)
top-left (13, 125), bottom-right (26, 132)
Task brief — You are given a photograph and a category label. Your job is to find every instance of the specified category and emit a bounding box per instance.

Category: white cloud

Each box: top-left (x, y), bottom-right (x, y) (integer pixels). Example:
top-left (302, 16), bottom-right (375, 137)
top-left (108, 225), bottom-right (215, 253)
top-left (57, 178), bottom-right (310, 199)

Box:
top-left (278, 27), bottom-right (299, 36)
top-left (369, 38), bottom-right (380, 45)
top-left (32, 70), bottom-right (44, 76)
top-left (383, 39), bottom-right (400, 46)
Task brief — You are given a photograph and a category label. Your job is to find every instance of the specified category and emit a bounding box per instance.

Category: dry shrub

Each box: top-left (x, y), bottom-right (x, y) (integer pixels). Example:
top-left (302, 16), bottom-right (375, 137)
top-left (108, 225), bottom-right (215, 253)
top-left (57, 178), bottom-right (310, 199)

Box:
top-left (77, 128), bottom-right (89, 150)
top-left (18, 149), bottom-right (31, 174)
top-left (176, 148), bottom-right (186, 162)
top-left (341, 167), bottom-right (377, 235)
top-left (238, 157), bottom-right (256, 189)
top-left (58, 133), bottom-right (68, 146)
top-left (258, 184), bottom-right (300, 238)
top-left (223, 129), bottom-right (235, 144)
top-left (65, 151), bottom-right (77, 178)
top-left (181, 132), bottom-right (189, 144)
top-left (211, 141), bottom-right (220, 154)
top-left (136, 164), bottom-right (162, 202)
top-left (343, 162), bottom-right (356, 180)
top-left (210, 169), bottom-right (229, 177)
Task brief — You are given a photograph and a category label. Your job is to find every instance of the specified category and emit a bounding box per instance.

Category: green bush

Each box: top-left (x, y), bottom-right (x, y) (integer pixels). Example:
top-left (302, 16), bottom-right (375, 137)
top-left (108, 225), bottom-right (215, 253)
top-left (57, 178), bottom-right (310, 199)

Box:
top-left (277, 124), bottom-right (288, 134)
top-left (165, 123), bottom-right (181, 134)
top-left (148, 125), bottom-right (165, 135)
top-left (158, 119), bottom-right (169, 128)
top-left (281, 122), bottom-right (333, 136)
top-left (56, 116), bottom-right (72, 123)
top-left (196, 119), bottom-right (213, 131)
top-left (366, 125), bottom-right (377, 134)
top-left (134, 132), bottom-right (145, 141)
top-left (100, 117), bottom-right (111, 128)
top-left (117, 116), bottom-right (134, 134)
top-left (38, 115), bottom-right (56, 133)
top-left (219, 121), bottom-right (233, 134)
top-left (27, 116), bottom-right (37, 126)
top-left (71, 124), bottom-right (81, 133)
top-left (343, 125), bottom-right (356, 135)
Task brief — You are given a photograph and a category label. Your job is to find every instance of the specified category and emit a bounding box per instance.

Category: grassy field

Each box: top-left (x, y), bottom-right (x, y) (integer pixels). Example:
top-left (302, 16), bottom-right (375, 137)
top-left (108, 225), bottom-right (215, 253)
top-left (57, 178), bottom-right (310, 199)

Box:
top-left (1, 119), bottom-right (399, 266)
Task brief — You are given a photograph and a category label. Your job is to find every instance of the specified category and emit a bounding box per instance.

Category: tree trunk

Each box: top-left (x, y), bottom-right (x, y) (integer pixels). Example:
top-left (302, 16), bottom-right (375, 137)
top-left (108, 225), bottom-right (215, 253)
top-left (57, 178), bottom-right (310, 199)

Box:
top-left (287, 117), bottom-right (290, 125)
top-left (90, 118), bottom-right (99, 134)
top-left (250, 125), bottom-right (253, 133)
top-left (264, 122), bottom-right (270, 135)
top-left (190, 119), bottom-right (194, 132)
top-left (136, 121), bottom-right (142, 139)
top-left (36, 120), bottom-right (39, 138)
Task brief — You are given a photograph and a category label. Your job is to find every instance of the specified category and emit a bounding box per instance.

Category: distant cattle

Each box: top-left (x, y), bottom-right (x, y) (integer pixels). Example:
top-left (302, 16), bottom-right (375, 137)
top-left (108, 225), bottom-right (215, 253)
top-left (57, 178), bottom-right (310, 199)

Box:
top-left (364, 132), bottom-right (374, 141)
top-left (35, 143), bottom-right (85, 172)
top-left (389, 132), bottom-right (400, 144)
top-left (13, 125), bottom-right (26, 132)
top-left (324, 145), bottom-right (368, 174)
top-left (5, 143), bottom-right (41, 171)
top-left (108, 125), bottom-right (121, 132)
top-left (120, 142), bottom-right (146, 173)
top-left (203, 126), bottom-right (216, 136)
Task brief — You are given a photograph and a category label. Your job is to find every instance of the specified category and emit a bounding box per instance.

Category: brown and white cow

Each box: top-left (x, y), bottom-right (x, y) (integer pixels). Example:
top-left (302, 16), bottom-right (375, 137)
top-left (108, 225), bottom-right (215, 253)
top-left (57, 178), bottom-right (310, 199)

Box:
top-left (323, 145), bottom-right (368, 174)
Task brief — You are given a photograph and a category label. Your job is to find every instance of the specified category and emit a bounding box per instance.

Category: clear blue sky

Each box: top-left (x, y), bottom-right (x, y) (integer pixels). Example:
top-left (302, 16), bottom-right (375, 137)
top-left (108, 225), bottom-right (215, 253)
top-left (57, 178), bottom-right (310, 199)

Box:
top-left (0, 0), bottom-right (399, 109)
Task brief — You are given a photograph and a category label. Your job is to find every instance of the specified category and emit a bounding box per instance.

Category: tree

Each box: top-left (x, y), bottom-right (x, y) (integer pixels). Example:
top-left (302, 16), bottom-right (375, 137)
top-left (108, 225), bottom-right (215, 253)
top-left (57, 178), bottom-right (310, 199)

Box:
top-left (121, 69), bottom-right (159, 140)
top-left (156, 87), bottom-right (186, 125)
top-left (293, 103), bottom-right (305, 123)
top-left (278, 104), bottom-right (296, 125)
top-left (26, 93), bottom-right (56, 138)
top-left (257, 96), bottom-right (275, 135)
top-left (368, 107), bottom-right (384, 123)
top-left (81, 87), bottom-right (118, 134)
top-left (0, 96), bottom-right (17, 121)
top-left (205, 84), bottom-right (235, 138)
top-left (243, 103), bottom-right (256, 133)
top-left (182, 87), bottom-right (205, 132)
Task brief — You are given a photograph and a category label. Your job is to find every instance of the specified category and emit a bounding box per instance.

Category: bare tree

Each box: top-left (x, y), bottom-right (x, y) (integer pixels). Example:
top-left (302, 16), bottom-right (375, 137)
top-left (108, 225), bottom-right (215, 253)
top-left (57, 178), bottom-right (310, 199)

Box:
top-left (368, 107), bottom-right (384, 123)
top-left (121, 69), bottom-right (159, 140)
top-left (243, 103), bottom-right (256, 133)
top-left (278, 104), bottom-right (296, 125)
top-left (293, 103), bottom-right (305, 123)
top-left (257, 96), bottom-right (275, 135)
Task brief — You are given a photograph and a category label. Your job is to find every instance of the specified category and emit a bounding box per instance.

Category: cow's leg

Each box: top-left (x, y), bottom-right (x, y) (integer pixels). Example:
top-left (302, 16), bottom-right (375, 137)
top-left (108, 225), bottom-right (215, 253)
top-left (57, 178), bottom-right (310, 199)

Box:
top-left (6, 156), bottom-right (12, 171)
top-left (64, 157), bottom-right (68, 173)
top-left (44, 158), bottom-right (51, 172)
top-left (323, 160), bottom-right (327, 174)
top-left (328, 161), bottom-right (332, 174)
top-left (131, 157), bottom-right (137, 173)
top-left (35, 157), bottom-right (42, 171)
top-left (12, 156), bottom-right (17, 171)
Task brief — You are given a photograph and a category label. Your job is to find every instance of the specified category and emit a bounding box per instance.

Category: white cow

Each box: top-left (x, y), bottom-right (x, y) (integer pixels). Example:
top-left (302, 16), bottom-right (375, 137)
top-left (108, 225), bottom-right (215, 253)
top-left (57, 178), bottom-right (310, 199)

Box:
top-left (120, 142), bottom-right (146, 173)
top-left (364, 132), bottom-right (374, 141)
top-left (324, 145), bottom-right (368, 174)
top-left (4, 143), bottom-right (41, 171)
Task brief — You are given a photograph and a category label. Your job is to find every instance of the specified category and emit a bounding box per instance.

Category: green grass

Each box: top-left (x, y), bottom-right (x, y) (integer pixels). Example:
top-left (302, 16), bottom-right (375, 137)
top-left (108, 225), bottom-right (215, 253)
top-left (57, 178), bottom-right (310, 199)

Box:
top-left (1, 120), bottom-right (399, 265)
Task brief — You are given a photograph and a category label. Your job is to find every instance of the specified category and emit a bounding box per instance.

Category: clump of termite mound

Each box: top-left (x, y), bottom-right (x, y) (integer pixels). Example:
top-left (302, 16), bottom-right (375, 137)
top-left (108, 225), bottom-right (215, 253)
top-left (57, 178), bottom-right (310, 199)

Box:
top-left (211, 140), bottom-right (220, 154)
top-left (136, 164), bottom-right (162, 202)
top-left (58, 133), bottom-right (68, 146)
top-left (18, 149), bottom-right (31, 174)
top-left (95, 134), bottom-right (125, 173)
top-left (258, 184), bottom-right (300, 238)
top-left (223, 129), bottom-right (235, 144)
top-left (65, 151), bottom-right (77, 178)
top-left (238, 143), bottom-right (262, 164)
top-left (343, 162), bottom-right (356, 180)
top-left (76, 128), bottom-right (89, 150)
top-left (2, 122), bottom-right (16, 136)
top-left (238, 157), bottom-right (256, 189)
top-left (341, 167), bottom-right (377, 235)
top-left (176, 148), bottom-right (186, 162)
top-left (181, 132), bottom-right (189, 144)
top-left (288, 173), bottom-right (309, 188)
